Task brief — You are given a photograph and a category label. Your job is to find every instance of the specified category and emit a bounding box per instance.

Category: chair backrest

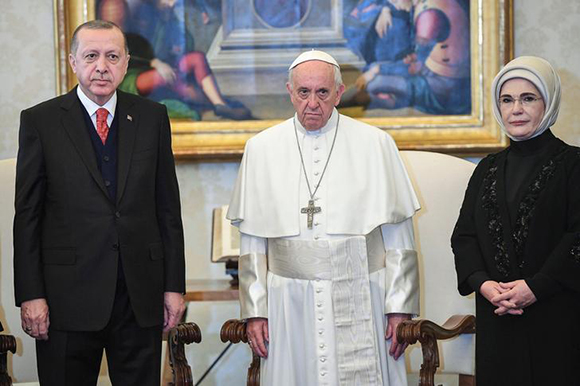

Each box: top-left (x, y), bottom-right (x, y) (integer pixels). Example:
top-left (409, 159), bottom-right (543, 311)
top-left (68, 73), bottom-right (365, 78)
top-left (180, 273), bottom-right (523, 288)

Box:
top-left (400, 151), bottom-right (476, 376)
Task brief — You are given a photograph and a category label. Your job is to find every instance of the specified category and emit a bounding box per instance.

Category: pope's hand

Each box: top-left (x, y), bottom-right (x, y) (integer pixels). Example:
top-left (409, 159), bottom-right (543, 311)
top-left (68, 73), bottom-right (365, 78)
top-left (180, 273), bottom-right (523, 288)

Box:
top-left (246, 317), bottom-right (269, 358)
top-left (385, 313), bottom-right (411, 360)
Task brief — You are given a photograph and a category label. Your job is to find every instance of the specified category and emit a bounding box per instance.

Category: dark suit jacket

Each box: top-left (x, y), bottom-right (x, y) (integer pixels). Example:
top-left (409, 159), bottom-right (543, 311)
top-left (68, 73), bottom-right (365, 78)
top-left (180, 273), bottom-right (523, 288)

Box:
top-left (13, 88), bottom-right (185, 331)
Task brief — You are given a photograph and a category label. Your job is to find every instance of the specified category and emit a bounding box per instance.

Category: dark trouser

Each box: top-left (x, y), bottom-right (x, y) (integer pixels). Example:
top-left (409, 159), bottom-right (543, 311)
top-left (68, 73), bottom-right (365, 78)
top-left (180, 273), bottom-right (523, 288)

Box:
top-left (36, 275), bottom-right (162, 386)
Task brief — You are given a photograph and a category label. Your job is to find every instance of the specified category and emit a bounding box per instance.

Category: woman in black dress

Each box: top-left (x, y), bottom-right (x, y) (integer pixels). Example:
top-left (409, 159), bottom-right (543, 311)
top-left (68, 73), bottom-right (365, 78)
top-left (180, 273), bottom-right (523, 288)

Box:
top-left (452, 56), bottom-right (580, 385)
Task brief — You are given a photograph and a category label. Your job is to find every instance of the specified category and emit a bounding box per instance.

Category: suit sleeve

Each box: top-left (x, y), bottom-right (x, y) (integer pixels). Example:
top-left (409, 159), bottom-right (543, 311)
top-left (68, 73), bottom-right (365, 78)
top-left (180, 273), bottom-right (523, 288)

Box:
top-left (13, 109), bottom-right (47, 306)
top-left (155, 106), bottom-right (186, 293)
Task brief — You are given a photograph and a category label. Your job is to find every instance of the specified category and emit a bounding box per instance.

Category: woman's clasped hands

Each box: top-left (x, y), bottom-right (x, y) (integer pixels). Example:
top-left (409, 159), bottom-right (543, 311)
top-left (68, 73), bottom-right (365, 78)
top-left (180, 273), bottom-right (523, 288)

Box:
top-left (480, 280), bottom-right (537, 316)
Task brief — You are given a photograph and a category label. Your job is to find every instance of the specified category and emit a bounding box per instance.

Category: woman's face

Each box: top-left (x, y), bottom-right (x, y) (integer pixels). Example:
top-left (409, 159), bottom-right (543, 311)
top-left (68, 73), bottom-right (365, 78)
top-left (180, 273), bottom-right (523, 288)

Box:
top-left (499, 78), bottom-right (546, 141)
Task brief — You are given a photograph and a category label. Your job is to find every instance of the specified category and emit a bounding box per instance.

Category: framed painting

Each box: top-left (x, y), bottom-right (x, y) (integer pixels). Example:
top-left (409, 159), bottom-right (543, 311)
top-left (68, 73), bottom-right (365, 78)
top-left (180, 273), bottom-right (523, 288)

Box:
top-left (54, 0), bottom-right (513, 159)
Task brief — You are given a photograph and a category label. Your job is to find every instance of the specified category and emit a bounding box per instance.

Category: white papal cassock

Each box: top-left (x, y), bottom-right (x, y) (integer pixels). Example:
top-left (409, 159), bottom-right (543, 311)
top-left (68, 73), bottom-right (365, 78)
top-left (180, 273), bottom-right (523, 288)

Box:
top-left (227, 109), bottom-right (420, 386)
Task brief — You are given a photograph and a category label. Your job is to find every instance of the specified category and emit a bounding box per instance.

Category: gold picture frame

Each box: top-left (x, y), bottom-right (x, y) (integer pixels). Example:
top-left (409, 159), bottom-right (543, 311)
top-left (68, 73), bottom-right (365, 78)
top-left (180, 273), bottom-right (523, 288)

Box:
top-left (54, 0), bottom-right (513, 159)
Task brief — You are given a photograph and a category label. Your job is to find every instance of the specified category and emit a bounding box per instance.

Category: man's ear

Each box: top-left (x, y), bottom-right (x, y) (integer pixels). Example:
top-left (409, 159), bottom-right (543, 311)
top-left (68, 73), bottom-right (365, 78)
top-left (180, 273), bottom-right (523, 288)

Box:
top-left (69, 53), bottom-right (77, 74)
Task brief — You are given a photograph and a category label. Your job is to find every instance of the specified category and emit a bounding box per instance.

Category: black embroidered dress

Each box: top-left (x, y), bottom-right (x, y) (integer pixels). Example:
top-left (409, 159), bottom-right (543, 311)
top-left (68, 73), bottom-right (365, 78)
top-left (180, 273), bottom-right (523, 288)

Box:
top-left (452, 129), bottom-right (580, 386)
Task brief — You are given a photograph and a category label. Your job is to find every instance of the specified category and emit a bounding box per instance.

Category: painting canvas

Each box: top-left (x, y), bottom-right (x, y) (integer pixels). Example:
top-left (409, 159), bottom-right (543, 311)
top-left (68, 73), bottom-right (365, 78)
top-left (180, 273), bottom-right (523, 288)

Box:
top-left (55, 0), bottom-right (513, 158)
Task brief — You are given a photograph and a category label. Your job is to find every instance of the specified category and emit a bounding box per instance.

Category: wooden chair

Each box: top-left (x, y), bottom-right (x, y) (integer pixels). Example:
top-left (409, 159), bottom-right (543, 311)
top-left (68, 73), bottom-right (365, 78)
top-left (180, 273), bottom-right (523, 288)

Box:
top-left (0, 322), bottom-right (16, 386)
top-left (397, 151), bottom-right (477, 386)
top-left (220, 319), bottom-right (259, 386)
top-left (166, 322), bottom-right (202, 386)
top-left (221, 151), bottom-right (477, 386)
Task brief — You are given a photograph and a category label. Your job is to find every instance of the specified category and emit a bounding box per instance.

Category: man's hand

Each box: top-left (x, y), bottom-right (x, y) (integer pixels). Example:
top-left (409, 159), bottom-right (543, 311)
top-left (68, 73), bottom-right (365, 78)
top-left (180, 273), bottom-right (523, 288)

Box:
top-left (385, 313), bottom-right (411, 360)
top-left (21, 298), bottom-right (50, 340)
top-left (246, 317), bottom-right (269, 358)
top-left (492, 280), bottom-right (537, 315)
top-left (163, 292), bottom-right (186, 332)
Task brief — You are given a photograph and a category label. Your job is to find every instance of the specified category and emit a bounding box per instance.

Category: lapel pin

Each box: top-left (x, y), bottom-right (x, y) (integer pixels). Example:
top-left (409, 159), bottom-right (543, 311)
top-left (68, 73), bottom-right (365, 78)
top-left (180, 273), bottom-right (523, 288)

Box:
top-left (127, 114), bottom-right (133, 121)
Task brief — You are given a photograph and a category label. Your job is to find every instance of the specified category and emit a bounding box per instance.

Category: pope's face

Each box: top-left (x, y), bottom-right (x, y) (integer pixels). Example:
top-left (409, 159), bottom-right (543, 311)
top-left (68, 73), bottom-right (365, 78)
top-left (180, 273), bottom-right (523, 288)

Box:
top-left (287, 61), bottom-right (345, 131)
top-left (69, 27), bottom-right (129, 106)
top-left (499, 78), bottom-right (545, 141)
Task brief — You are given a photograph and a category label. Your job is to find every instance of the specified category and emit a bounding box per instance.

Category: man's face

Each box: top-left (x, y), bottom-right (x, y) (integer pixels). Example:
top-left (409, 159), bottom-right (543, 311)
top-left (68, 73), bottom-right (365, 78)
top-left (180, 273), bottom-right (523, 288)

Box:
top-left (69, 27), bottom-right (129, 105)
top-left (286, 61), bottom-right (345, 131)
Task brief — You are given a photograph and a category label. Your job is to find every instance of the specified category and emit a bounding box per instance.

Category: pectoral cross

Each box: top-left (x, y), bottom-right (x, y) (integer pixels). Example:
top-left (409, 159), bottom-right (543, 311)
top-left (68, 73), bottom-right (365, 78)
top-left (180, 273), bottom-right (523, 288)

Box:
top-left (301, 199), bottom-right (321, 229)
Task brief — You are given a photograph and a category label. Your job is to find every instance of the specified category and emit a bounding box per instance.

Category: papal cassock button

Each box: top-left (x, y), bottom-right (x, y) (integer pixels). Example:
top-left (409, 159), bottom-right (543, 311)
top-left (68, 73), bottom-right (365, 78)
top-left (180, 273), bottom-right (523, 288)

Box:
top-left (318, 316), bottom-right (323, 321)
top-left (319, 343), bottom-right (325, 349)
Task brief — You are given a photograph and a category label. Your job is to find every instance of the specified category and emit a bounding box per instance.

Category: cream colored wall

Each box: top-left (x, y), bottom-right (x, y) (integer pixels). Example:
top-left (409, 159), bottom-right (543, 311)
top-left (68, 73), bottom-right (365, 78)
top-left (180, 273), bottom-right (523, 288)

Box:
top-left (0, 0), bottom-right (579, 383)
top-left (514, 1), bottom-right (580, 145)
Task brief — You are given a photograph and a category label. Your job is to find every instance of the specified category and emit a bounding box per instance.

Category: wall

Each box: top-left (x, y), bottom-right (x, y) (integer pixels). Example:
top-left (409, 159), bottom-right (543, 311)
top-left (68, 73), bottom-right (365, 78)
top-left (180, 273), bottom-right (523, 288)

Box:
top-left (0, 0), bottom-right (579, 383)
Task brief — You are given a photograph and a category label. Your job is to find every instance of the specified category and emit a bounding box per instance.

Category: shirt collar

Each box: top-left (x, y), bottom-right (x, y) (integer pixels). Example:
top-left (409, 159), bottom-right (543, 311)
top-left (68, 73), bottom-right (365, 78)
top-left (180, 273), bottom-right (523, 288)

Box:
top-left (294, 108), bottom-right (339, 136)
top-left (76, 86), bottom-right (117, 118)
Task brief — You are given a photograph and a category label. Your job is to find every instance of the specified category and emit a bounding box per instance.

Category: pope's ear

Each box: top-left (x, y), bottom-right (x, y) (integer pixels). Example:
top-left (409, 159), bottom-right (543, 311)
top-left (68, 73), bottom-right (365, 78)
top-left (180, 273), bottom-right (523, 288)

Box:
top-left (335, 84), bottom-right (346, 105)
top-left (286, 82), bottom-right (293, 95)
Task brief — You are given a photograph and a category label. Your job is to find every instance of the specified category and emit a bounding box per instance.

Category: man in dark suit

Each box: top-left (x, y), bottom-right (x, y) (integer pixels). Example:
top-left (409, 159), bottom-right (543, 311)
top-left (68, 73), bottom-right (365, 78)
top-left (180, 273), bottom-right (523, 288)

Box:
top-left (13, 20), bottom-right (186, 385)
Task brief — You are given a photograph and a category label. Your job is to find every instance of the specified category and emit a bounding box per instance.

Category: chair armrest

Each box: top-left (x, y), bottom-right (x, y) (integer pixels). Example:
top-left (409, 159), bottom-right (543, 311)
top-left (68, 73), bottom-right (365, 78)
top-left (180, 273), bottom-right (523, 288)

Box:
top-left (0, 333), bottom-right (17, 386)
top-left (220, 319), bottom-right (260, 386)
top-left (168, 322), bottom-right (202, 386)
top-left (397, 314), bottom-right (475, 386)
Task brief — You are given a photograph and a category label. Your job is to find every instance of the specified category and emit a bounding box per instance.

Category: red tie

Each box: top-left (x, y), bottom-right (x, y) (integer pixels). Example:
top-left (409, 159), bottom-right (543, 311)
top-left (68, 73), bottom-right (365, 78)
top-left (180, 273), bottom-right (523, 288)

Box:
top-left (96, 108), bottom-right (109, 145)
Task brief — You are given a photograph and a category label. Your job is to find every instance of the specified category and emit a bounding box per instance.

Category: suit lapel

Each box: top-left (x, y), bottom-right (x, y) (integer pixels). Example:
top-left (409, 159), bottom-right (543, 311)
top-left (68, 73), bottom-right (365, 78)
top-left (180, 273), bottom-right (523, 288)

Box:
top-left (116, 91), bottom-right (137, 206)
top-left (60, 89), bottom-right (110, 199)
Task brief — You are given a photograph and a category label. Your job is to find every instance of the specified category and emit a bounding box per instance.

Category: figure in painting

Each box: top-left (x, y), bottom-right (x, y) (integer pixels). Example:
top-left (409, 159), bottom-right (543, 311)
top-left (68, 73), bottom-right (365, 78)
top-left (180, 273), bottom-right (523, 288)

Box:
top-left (342, 0), bottom-right (471, 115)
top-left (99, 0), bottom-right (253, 120)
top-left (344, 0), bottom-right (414, 65)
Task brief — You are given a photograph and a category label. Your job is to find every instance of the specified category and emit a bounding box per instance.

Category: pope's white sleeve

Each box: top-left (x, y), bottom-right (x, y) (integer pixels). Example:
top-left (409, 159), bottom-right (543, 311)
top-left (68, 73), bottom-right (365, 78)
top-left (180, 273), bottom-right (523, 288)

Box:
top-left (238, 232), bottom-right (268, 319)
top-left (381, 218), bottom-right (420, 315)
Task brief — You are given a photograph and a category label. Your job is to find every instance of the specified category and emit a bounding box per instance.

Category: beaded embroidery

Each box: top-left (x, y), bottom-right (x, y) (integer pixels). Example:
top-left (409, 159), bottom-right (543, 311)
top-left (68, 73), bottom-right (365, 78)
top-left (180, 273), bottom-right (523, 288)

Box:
top-left (481, 155), bottom-right (511, 277)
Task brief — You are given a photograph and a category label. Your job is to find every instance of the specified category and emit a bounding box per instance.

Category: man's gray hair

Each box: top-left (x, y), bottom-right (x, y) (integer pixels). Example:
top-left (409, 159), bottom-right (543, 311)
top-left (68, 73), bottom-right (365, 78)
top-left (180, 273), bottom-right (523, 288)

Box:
top-left (70, 20), bottom-right (129, 56)
top-left (288, 62), bottom-right (343, 90)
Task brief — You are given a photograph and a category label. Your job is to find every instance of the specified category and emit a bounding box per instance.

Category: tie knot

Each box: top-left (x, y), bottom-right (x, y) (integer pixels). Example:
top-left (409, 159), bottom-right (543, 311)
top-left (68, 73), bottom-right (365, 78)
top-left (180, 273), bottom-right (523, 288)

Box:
top-left (96, 108), bottom-right (108, 123)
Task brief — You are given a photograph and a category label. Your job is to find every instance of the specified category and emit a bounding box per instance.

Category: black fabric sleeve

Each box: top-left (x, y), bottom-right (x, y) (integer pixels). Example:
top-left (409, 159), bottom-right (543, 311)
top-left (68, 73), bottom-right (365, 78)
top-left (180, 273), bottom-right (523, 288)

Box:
top-left (452, 159), bottom-right (489, 296)
top-left (466, 270), bottom-right (491, 294)
top-left (538, 150), bottom-right (580, 294)
top-left (525, 273), bottom-right (563, 301)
